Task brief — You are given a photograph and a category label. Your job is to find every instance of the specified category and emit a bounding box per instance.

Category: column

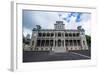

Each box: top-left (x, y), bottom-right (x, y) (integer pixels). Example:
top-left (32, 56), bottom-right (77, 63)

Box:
top-left (48, 39), bottom-right (50, 47)
top-left (62, 40), bottom-right (64, 47)
top-left (53, 39), bottom-right (55, 49)
top-left (40, 40), bottom-right (42, 47)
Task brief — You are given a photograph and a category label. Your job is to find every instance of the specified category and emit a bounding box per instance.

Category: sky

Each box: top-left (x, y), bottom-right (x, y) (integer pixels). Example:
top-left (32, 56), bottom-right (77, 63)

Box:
top-left (23, 10), bottom-right (91, 37)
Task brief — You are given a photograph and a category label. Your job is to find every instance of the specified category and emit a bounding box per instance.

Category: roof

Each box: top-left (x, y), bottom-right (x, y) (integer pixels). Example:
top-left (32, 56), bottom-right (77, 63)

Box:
top-left (54, 21), bottom-right (65, 25)
top-left (32, 29), bottom-right (85, 32)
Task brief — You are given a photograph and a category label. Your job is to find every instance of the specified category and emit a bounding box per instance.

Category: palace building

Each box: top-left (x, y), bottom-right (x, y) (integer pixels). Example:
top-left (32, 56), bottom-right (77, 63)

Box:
top-left (30, 21), bottom-right (88, 53)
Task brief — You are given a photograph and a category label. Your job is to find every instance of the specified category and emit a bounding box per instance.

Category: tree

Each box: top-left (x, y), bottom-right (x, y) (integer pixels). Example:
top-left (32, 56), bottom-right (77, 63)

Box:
top-left (26, 34), bottom-right (30, 40)
top-left (32, 25), bottom-right (42, 31)
top-left (85, 35), bottom-right (91, 48)
top-left (25, 34), bottom-right (31, 45)
top-left (77, 26), bottom-right (82, 30)
top-left (23, 34), bottom-right (31, 45)
top-left (23, 35), bottom-right (25, 43)
top-left (36, 25), bottom-right (41, 30)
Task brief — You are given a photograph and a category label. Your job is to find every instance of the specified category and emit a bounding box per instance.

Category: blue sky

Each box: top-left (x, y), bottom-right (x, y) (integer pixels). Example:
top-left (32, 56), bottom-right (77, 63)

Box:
top-left (23, 10), bottom-right (91, 37)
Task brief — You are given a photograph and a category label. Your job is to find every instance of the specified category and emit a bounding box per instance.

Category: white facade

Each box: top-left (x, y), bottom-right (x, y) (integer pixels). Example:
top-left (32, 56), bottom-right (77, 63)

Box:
top-left (29, 21), bottom-right (88, 53)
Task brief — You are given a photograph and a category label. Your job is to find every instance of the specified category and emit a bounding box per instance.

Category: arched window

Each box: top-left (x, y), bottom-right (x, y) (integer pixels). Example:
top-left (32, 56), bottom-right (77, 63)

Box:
top-left (43, 33), bottom-right (46, 37)
top-left (41, 40), bottom-right (45, 46)
top-left (73, 33), bottom-right (76, 37)
top-left (51, 33), bottom-right (54, 37)
top-left (69, 40), bottom-right (73, 46)
top-left (32, 41), bottom-right (34, 46)
top-left (50, 40), bottom-right (53, 46)
top-left (37, 40), bottom-right (40, 46)
top-left (38, 33), bottom-right (42, 37)
top-left (65, 33), bottom-right (68, 37)
top-left (58, 39), bottom-right (61, 47)
top-left (77, 40), bottom-right (80, 46)
top-left (47, 33), bottom-right (50, 37)
top-left (58, 32), bottom-right (61, 37)
top-left (55, 40), bottom-right (56, 46)
top-left (62, 40), bottom-right (64, 46)
top-left (76, 33), bottom-right (80, 36)
top-left (74, 40), bottom-right (77, 46)
top-left (69, 33), bottom-right (72, 37)
top-left (65, 40), bottom-right (68, 46)
top-left (46, 40), bottom-right (49, 46)
top-left (83, 41), bottom-right (85, 45)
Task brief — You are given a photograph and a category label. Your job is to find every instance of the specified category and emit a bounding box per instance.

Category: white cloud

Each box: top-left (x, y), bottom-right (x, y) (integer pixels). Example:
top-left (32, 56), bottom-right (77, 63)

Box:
top-left (31, 11), bottom-right (59, 29)
top-left (23, 11), bottom-right (91, 36)
top-left (23, 28), bottom-right (32, 37)
top-left (81, 20), bottom-right (91, 35)
top-left (63, 13), bottom-right (91, 35)
top-left (65, 15), bottom-right (78, 29)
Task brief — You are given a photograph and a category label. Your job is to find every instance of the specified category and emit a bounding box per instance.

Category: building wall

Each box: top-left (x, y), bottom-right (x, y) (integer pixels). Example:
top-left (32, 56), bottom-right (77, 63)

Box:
top-left (29, 29), bottom-right (88, 52)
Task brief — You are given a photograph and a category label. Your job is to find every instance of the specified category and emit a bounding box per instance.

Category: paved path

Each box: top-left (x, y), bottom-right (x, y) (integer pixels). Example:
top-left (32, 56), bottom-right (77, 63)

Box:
top-left (71, 52), bottom-right (90, 59)
top-left (23, 51), bottom-right (91, 62)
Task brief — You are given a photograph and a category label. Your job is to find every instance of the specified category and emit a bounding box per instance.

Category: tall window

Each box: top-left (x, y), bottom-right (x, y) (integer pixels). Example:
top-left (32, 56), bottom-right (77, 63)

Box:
top-left (65, 40), bottom-right (68, 46)
top-left (41, 40), bottom-right (45, 46)
top-left (73, 33), bottom-right (76, 37)
top-left (51, 33), bottom-right (54, 37)
top-left (69, 33), bottom-right (72, 37)
top-left (58, 32), bottom-right (61, 37)
top-left (43, 33), bottom-right (46, 37)
top-left (74, 40), bottom-right (77, 46)
top-left (47, 33), bottom-right (50, 37)
top-left (46, 40), bottom-right (49, 46)
top-left (69, 40), bottom-right (73, 46)
top-left (62, 40), bottom-right (64, 46)
top-left (83, 41), bottom-right (85, 45)
top-left (50, 40), bottom-right (53, 46)
top-left (38, 33), bottom-right (42, 37)
top-left (77, 40), bottom-right (80, 46)
top-left (76, 33), bottom-right (80, 36)
top-left (65, 33), bottom-right (68, 37)
top-left (55, 33), bottom-right (57, 37)
top-left (32, 41), bottom-right (34, 46)
top-left (55, 40), bottom-right (56, 46)
top-left (58, 39), bottom-right (61, 47)
top-left (37, 40), bottom-right (40, 46)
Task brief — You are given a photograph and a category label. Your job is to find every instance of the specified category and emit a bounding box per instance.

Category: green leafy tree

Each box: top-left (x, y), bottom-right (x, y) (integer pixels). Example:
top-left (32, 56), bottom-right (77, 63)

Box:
top-left (25, 34), bottom-right (31, 45)
top-left (23, 34), bottom-right (31, 45)
top-left (36, 25), bottom-right (41, 30)
top-left (23, 35), bottom-right (25, 43)
top-left (85, 35), bottom-right (91, 48)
